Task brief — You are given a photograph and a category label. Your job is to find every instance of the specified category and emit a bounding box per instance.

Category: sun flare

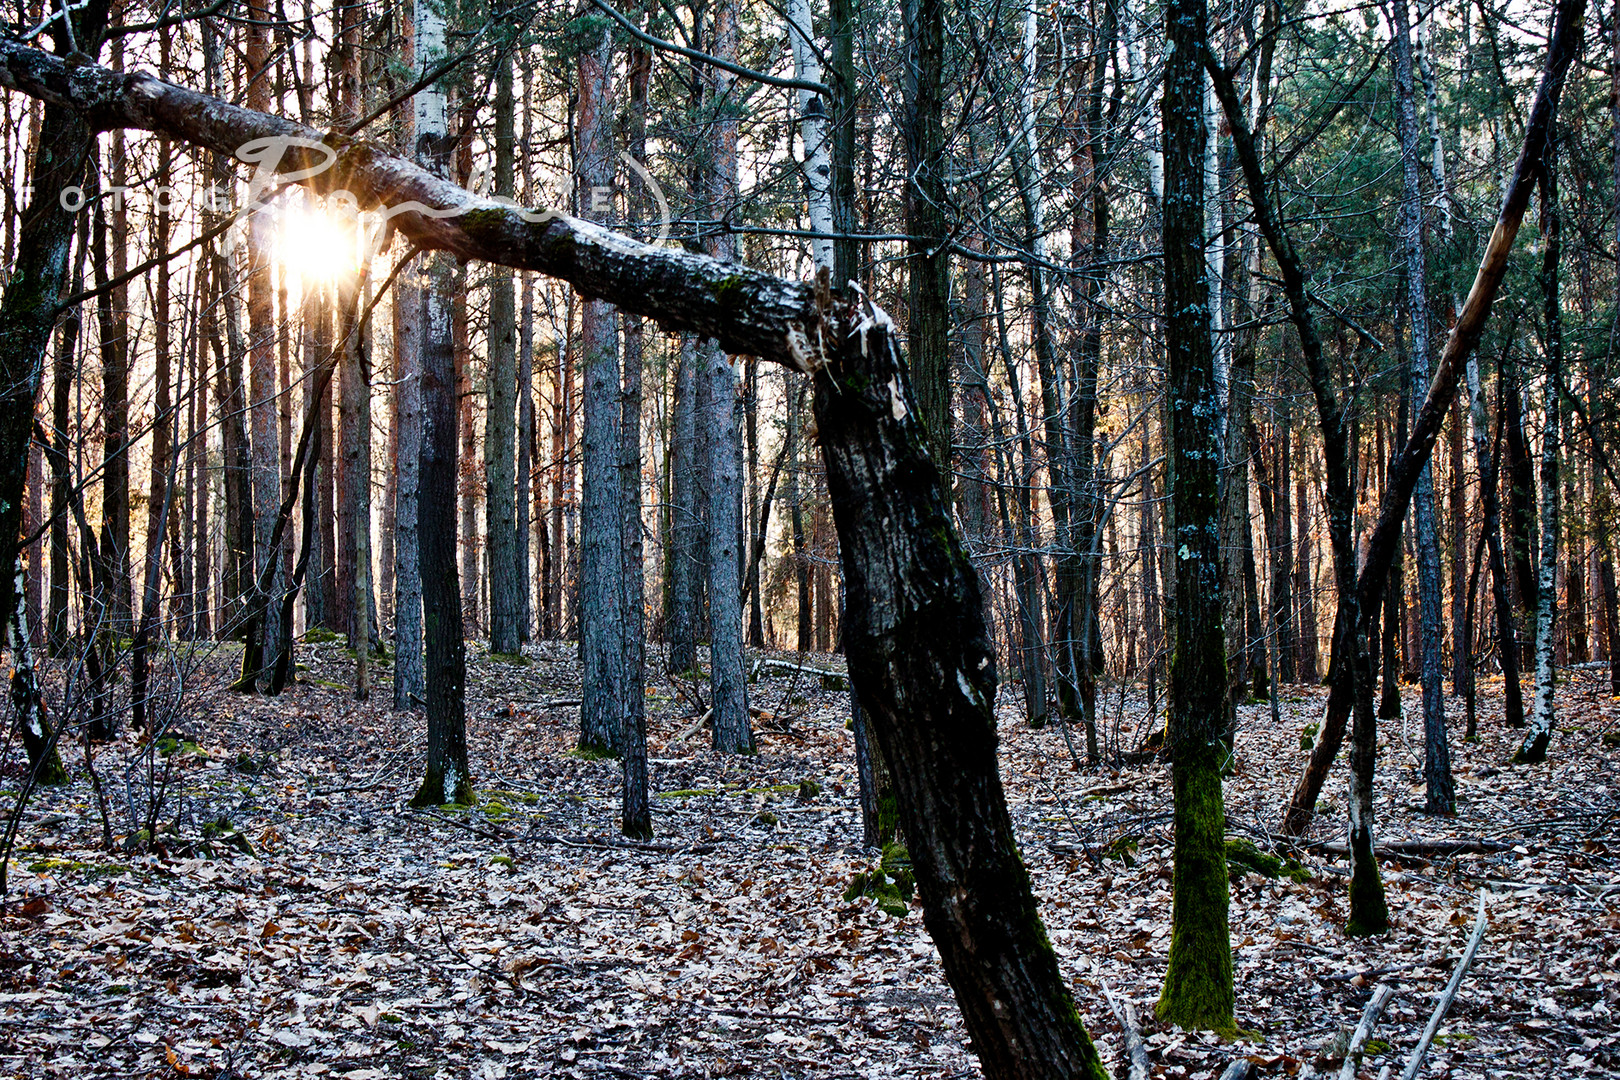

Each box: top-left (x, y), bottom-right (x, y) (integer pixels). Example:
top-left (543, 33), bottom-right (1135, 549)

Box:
top-left (272, 199), bottom-right (361, 286)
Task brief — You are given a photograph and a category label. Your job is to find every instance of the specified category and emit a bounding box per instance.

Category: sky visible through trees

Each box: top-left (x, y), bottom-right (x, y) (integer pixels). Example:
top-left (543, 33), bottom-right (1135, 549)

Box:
top-left (0, 0), bottom-right (1617, 1075)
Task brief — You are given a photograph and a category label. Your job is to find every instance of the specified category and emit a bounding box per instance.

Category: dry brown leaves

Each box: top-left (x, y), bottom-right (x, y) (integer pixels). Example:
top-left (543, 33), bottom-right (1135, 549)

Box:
top-left (0, 643), bottom-right (1614, 1079)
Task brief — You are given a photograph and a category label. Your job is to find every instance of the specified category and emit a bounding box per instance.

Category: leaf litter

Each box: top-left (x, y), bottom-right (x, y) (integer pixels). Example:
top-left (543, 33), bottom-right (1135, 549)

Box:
top-left (1, 642), bottom-right (1615, 1078)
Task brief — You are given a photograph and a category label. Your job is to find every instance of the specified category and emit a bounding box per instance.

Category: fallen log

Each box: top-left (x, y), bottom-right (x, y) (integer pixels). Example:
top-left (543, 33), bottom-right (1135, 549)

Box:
top-left (1101, 981), bottom-right (1149, 1080)
top-left (1338, 984), bottom-right (1396, 1080)
top-left (752, 656), bottom-right (848, 682)
top-left (1307, 838), bottom-right (1516, 858)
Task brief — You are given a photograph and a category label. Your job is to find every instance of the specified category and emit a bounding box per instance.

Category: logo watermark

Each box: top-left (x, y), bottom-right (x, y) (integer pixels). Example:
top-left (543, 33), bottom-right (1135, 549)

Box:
top-left (42, 134), bottom-right (672, 262)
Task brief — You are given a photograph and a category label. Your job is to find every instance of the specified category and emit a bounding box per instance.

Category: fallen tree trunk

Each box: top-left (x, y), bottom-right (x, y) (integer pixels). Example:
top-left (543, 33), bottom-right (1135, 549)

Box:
top-left (1337, 984), bottom-right (1396, 1080)
top-left (0, 35), bottom-right (1107, 1079)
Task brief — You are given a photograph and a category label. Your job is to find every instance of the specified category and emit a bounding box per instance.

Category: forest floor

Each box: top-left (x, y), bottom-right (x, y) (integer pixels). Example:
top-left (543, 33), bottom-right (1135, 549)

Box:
top-left (0, 637), bottom-right (1616, 1080)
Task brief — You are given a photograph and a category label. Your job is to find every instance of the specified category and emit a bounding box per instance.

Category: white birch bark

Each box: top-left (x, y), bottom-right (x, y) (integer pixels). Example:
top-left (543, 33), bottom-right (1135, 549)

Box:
top-left (786, 0), bottom-right (834, 272)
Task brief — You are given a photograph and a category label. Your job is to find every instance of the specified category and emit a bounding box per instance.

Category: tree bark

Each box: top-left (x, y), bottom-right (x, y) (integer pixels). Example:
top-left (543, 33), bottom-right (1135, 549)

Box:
top-left (1392, 0), bottom-right (1453, 814)
top-left (575, 8), bottom-right (626, 758)
top-left (704, 0), bottom-right (754, 755)
top-left (485, 58), bottom-right (521, 657)
top-left (243, 0), bottom-right (283, 690)
top-left (1467, 349), bottom-right (1524, 727)
top-left (1516, 155), bottom-right (1562, 765)
top-left (817, 302), bottom-right (1108, 1079)
top-left (900, 0), bottom-right (950, 470)
top-left (1158, 0), bottom-right (1234, 1029)
top-left (407, 0), bottom-right (471, 806)
top-left (666, 337), bottom-right (700, 673)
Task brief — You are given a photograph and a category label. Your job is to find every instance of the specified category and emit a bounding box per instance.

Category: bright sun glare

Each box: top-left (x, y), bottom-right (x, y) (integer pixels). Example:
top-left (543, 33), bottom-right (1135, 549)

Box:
top-left (273, 200), bottom-right (360, 286)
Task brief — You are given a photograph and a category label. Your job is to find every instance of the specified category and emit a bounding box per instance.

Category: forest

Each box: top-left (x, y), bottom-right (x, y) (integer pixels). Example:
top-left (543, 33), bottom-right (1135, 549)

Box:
top-left (0, 0), bottom-right (1616, 1074)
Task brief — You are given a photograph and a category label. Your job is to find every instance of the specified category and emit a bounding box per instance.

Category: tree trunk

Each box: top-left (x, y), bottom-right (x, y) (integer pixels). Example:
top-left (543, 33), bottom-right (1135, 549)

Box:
top-left (407, 0), bottom-right (471, 806)
top-left (1157, 0), bottom-right (1234, 1029)
top-left (576, 9), bottom-right (626, 757)
top-left (666, 337), bottom-right (700, 673)
top-left (1393, 0), bottom-right (1453, 814)
top-left (486, 59), bottom-right (521, 657)
top-left (900, 0), bottom-right (950, 470)
top-left (619, 24), bottom-right (653, 838)
top-left (704, 0), bottom-right (754, 755)
top-left (393, 262), bottom-right (425, 710)
top-left (1504, 365), bottom-right (1538, 632)
top-left (1516, 157), bottom-right (1562, 765)
top-left (243, 1), bottom-right (282, 689)
top-left (392, 12), bottom-right (424, 709)
top-left (816, 304), bottom-right (1108, 1079)
top-left (10, 557), bottom-right (66, 785)
top-left (338, 270), bottom-right (373, 700)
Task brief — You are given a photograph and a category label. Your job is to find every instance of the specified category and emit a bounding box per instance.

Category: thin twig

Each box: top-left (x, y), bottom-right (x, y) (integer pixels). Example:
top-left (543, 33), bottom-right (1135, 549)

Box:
top-left (1399, 892), bottom-right (1488, 1080)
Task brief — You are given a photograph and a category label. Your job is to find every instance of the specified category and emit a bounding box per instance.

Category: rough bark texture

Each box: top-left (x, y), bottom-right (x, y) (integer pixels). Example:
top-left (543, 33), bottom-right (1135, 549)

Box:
top-left (393, 267), bottom-right (426, 711)
top-left (666, 338), bottom-right (700, 674)
top-left (1159, 0), bottom-right (1234, 1030)
top-left (406, 0), bottom-right (470, 806)
top-left (1467, 351), bottom-right (1524, 728)
top-left (816, 303), bottom-right (1107, 1080)
top-left (703, 0), bottom-right (753, 756)
top-left (575, 13), bottom-right (625, 757)
top-left (485, 60), bottom-right (521, 657)
top-left (0, 11), bottom-right (104, 689)
top-left (243, 2), bottom-right (283, 688)
top-left (410, 257), bottom-right (473, 806)
top-left (1392, 0), bottom-right (1452, 814)
top-left (899, 0), bottom-right (950, 470)
top-left (1517, 158), bottom-right (1562, 765)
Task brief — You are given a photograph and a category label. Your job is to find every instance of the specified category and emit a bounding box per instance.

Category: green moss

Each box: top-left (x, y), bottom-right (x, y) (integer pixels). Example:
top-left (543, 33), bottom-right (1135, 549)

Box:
top-left (567, 742), bottom-right (618, 761)
top-left (408, 767), bottom-right (475, 809)
top-left (744, 783), bottom-right (798, 796)
top-left (844, 844), bottom-right (916, 917)
top-left (489, 651), bottom-right (531, 667)
top-left (26, 857), bottom-right (128, 877)
top-left (713, 273), bottom-right (747, 309)
top-left (1345, 843), bottom-right (1391, 938)
top-left (1225, 838), bottom-right (1309, 883)
top-left (1299, 722), bottom-right (1320, 751)
top-left (1157, 750), bottom-right (1235, 1031)
top-left (752, 810), bottom-right (779, 827)
top-left (656, 787), bottom-right (721, 798)
top-left (490, 855), bottom-right (515, 868)
top-left (876, 790), bottom-right (900, 847)
top-left (301, 627), bottom-right (340, 644)
top-left (1364, 1039), bottom-right (1391, 1054)
top-left (1102, 834), bottom-right (1140, 868)
top-left (797, 779), bottom-right (821, 801)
